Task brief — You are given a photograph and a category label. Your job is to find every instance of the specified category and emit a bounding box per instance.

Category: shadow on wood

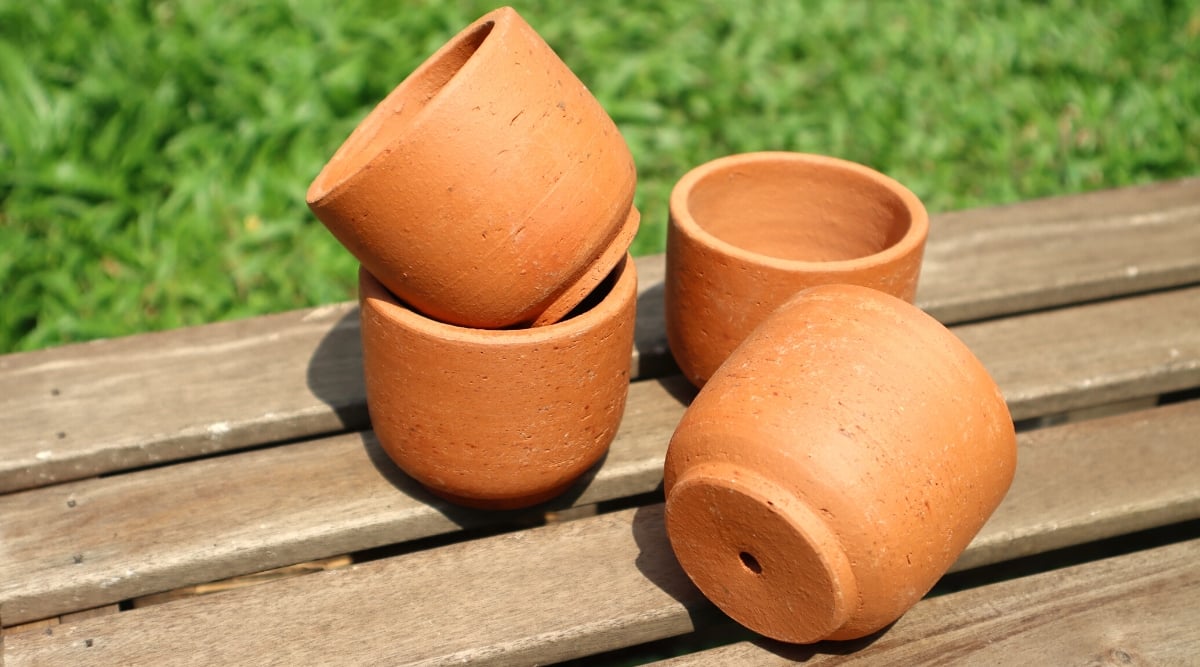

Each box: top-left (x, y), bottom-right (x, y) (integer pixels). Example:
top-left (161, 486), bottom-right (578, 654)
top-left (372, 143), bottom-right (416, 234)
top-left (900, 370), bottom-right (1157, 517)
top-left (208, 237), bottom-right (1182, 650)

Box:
top-left (305, 307), bottom-right (369, 432)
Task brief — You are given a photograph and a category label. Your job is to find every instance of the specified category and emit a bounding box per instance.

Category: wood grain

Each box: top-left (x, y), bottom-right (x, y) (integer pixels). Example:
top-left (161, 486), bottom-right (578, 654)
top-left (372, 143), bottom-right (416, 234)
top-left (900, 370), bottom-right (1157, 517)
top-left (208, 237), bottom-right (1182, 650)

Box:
top-left (959, 286), bottom-right (1200, 421)
top-left (0, 301), bottom-right (365, 494)
top-left (2, 180), bottom-right (1198, 492)
top-left (128, 556), bottom-right (352, 609)
top-left (4, 399), bottom-right (1198, 664)
top-left (0, 256), bottom-right (663, 495)
top-left (654, 537), bottom-right (1200, 665)
top-left (0, 376), bottom-right (691, 626)
top-left (3, 278), bottom-right (1198, 625)
top-left (918, 177), bottom-right (1200, 323)
top-left (949, 400), bottom-right (1200, 573)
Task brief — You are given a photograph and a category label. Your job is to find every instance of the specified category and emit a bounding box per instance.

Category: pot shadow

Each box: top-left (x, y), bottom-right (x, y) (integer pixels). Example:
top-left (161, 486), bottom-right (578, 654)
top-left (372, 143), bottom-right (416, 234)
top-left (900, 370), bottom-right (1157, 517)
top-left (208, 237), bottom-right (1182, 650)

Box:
top-left (305, 306), bottom-right (370, 432)
top-left (629, 500), bottom-right (894, 661)
top-left (357, 428), bottom-right (613, 529)
top-left (304, 304), bottom-right (593, 529)
top-left (634, 281), bottom-right (680, 379)
top-left (656, 373), bottom-right (700, 408)
top-left (742, 626), bottom-right (893, 662)
top-left (629, 502), bottom-right (724, 631)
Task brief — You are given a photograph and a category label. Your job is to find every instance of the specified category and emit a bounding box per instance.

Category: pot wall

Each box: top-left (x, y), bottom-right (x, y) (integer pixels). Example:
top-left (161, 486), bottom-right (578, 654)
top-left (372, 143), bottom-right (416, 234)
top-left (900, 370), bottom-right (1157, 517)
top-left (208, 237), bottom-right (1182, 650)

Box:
top-left (665, 152), bottom-right (928, 386)
top-left (310, 6), bottom-right (636, 329)
top-left (359, 256), bottom-right (637, 509)
top-left (663, 284), bottom-right (1016, 642)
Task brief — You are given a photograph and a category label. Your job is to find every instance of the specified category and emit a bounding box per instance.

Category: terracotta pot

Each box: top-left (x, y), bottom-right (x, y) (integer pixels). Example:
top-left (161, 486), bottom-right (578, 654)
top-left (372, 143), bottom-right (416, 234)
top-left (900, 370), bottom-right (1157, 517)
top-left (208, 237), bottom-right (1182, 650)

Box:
top-left (309, 6), bottom-right (637, 329)
top-left (665, 151), bottom-right (928, 386)
top-left (663, 284), bottom-right (1016, 643)
top-left (359, 254), bottom-right (637, 510)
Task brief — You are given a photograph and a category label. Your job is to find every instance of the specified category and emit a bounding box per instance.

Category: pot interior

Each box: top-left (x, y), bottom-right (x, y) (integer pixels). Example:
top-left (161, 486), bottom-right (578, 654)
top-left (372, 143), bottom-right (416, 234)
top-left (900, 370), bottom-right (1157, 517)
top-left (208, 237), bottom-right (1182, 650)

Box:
top-left (362, 255), bottom-right (627, 332)
top-left (686, 159), bottom-right (914, 262)
top-left (314, 19), bottom-right (495, 190)
top-left (559, 256), bottom-right (624, 323)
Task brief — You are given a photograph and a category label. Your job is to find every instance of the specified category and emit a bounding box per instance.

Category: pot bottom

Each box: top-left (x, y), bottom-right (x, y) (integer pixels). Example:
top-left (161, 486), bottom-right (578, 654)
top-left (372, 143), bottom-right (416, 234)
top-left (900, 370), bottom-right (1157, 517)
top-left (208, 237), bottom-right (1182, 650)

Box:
top-left (665, 462), bottom-right (860, 643)
top-left (424, 478), bottom-right (578, 511)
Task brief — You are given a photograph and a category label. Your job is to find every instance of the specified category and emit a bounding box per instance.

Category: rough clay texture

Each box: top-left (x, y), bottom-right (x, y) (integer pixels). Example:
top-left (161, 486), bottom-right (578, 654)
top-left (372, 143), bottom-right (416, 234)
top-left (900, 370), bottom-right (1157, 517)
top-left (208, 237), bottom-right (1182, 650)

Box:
top-left (536, 206), bottom-right (640, 326)
top-left (359, 257), bottom-right (637, 510)
top-left (664, 152), bottom-right (929, 387)
top-left (308, 6), bottom-right (637, 329)
top-left (663, 284), bottom-right (1017, 643)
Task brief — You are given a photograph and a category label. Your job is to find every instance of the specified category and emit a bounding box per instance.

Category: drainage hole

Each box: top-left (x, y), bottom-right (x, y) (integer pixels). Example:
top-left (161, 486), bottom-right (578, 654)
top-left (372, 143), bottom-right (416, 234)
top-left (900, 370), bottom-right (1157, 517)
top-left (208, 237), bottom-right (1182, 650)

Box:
top-left (739, 551), bottom-right (762, 575)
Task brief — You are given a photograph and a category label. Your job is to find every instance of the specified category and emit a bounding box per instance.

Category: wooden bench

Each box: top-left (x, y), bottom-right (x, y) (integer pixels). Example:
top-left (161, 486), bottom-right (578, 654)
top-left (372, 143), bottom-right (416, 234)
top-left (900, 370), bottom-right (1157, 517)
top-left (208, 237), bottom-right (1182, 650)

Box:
top-left (3, 178), bottom-right (1199, 665)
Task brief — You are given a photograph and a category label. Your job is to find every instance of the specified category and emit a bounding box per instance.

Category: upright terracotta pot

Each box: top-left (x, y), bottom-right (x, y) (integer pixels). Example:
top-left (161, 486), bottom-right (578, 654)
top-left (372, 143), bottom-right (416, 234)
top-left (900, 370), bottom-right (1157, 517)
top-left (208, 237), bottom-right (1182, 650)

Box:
top-left (309, 6), bottom-right (638, 329)
top-left (359, 255), bottom-right (637, 510)
top-left (665, 152), bottom-right (928, 386)
top-left (663, 284), bottom-right (1016, 643)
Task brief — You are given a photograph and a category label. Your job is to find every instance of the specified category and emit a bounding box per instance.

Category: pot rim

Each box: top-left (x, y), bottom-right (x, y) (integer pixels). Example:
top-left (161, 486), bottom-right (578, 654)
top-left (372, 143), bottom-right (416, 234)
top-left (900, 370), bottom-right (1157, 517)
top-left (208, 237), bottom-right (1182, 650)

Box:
top-left (669, 151), bottom-right (929, 273)
top-left (359, 252), bottom-right (636, 344)
top-left (531, 206), bottom-right (640, 327)
top-left (306, 6), bottom-right (514, 205)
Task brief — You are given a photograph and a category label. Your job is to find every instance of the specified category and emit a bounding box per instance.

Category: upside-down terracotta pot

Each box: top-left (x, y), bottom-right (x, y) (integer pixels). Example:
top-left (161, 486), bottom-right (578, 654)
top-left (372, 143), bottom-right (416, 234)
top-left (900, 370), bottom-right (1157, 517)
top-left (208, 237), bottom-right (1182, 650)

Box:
top-left (359, 254), bottom-right (637, 510)
top-left (665, 151), bottom-right (929, 386)
top-left (308, 6), bottom-right (637, 329)
top-left (663, 284), bottom-right (1016, 643)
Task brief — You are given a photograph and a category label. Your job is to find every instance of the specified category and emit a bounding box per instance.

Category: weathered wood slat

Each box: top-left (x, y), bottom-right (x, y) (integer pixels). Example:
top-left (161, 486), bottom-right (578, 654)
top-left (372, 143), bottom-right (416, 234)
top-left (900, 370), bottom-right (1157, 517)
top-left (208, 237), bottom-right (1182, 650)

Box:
top-left (0, 257), bottom-right (661, 495)
top-left (958, 285), bottom-right (1200, 420)
top-left (2, 604), bottom-right (122, 643)
top-left (3, 284), bottom-right (1199, 626)
top-left (0, 376), bottom-right (686, 627)
top-left (0, 300), bottom-right (365, 495)
top-left (5, 399), bottom-right (1198, 664)
top-left (3, 179), bottom-right (1198, 493)
top-left (918, 177), bottom-right (1200, 322)
top-left (653, 536), bottom-right (1200, 665)
top-left (952, 401), bottom-right (1200, 572)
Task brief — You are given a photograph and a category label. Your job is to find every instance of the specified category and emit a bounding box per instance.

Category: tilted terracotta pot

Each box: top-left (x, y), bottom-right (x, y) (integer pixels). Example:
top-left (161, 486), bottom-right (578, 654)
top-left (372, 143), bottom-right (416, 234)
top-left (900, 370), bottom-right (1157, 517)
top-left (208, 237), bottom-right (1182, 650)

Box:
top-left (359, 255), bottom-right (637, 510)
top-left (663, 284), bottom-right (1016, 643)
top-left (665, 151), bottom-right (928, 386)
top-left (309, 6), bottom-right (637, 329)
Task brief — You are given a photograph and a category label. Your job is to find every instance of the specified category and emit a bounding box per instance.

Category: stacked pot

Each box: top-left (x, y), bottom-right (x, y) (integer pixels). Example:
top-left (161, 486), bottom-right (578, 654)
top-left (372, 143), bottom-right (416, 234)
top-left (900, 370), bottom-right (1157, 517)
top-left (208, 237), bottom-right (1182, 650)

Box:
top-left (306, 7), bottom-right (639, 510)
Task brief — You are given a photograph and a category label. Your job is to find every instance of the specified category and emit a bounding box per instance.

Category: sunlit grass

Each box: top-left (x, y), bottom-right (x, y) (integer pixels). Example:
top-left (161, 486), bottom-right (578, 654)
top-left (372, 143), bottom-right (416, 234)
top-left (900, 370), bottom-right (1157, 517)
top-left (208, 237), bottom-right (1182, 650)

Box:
top-left (2, 0), bottom-right (1198, 352)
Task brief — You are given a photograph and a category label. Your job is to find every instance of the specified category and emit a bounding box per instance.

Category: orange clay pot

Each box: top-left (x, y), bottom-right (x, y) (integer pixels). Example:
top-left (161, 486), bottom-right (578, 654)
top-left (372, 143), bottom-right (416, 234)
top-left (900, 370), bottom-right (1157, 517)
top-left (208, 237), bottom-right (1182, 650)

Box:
top-left (309, 6), bottom-right (637, 329)
top-left (359, 255), bottom-right (636, 510)
top-left (663, 284), bottom-right (1016, 643)
top-left (664, 152), bottom-right (928, 386)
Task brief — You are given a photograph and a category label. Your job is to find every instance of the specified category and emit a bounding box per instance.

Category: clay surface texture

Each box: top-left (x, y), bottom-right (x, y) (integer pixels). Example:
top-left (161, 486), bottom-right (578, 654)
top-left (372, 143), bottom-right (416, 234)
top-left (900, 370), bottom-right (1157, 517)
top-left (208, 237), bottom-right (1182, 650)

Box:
top-left (308, 6), bottom-right (636, 329)
top-left (359, 257), bottom-right (637, 509)
top-left (664, 284), bottom-right (1017, 643)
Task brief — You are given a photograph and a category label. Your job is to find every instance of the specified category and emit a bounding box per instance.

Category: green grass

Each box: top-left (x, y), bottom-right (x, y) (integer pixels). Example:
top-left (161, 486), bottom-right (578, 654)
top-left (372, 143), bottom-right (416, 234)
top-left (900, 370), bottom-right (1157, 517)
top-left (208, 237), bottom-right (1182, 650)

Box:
top-left (2, 0), bottom-right (1198, 353)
